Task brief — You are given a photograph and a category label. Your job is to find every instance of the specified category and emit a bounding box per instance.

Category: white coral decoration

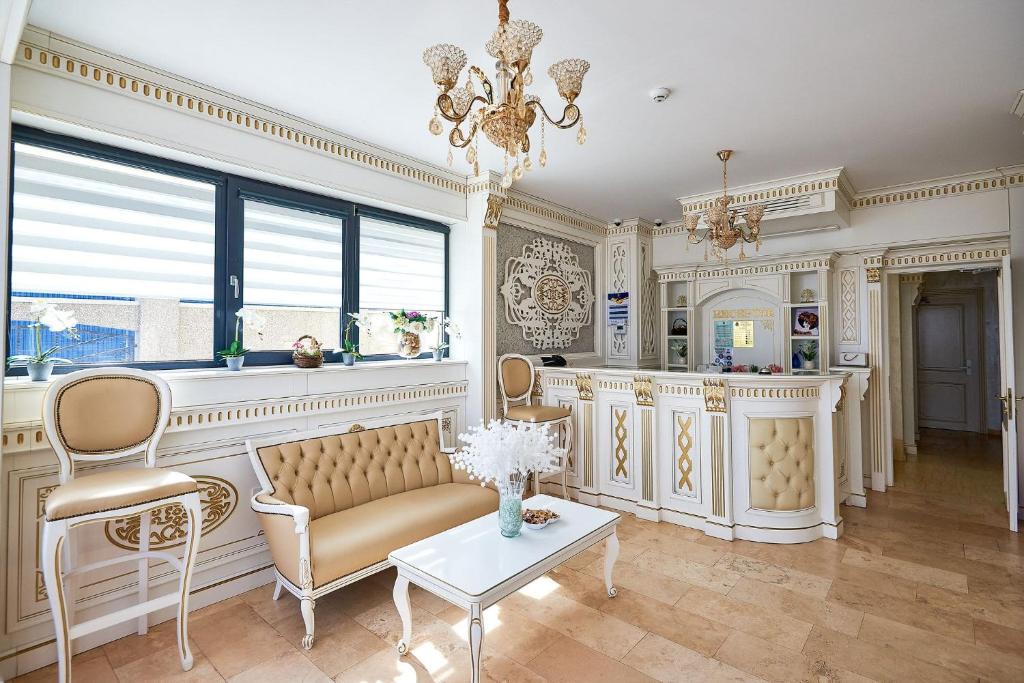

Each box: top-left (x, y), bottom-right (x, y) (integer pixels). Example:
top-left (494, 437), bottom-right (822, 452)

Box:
top-left (452, 419), bottom-right (563, 487)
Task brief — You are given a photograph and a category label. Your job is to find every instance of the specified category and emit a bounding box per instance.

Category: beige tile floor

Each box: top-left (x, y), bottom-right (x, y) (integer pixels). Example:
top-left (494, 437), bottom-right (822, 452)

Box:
top-left (17, 429), bottom-right (1024, 682)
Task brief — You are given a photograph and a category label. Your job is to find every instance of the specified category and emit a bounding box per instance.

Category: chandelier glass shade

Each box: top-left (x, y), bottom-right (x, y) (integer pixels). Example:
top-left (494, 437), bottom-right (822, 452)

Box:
top-left (684, 150), bottom-right (766, 262)
top-left (423, 0), bottom-right (589, 188)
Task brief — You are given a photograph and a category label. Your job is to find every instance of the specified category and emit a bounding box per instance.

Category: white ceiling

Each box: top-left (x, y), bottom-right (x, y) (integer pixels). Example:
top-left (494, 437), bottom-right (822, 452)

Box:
top-left (26, 0), bottom-right (1024, 222)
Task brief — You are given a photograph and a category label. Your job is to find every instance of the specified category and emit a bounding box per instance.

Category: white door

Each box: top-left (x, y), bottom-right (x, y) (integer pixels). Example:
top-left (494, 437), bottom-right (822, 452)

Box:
top-left (916, 291), bottom-right (983, 432)
top-left (998, 257), bottom-right (1019, 532)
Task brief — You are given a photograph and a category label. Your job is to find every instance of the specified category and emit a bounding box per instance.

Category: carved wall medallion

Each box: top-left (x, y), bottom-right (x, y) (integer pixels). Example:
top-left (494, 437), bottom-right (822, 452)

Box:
top-left (703, 378), bottom-right (727, 413)
top-left (104, 475), bottom-right (238, 551)
top-left (501, 237), bottom-right (595, 349)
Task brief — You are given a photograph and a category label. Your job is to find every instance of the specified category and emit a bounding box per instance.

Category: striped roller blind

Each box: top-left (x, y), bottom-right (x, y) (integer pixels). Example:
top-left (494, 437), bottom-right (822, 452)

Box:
top-left (11, 142), bottom-right (217, 300)
top-left (359, 217), bottom-right (445, 313)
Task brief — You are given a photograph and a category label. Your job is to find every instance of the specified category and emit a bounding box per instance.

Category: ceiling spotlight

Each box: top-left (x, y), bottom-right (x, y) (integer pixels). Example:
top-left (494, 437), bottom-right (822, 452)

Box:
top-left (649, 87), bottom-right (671, 103)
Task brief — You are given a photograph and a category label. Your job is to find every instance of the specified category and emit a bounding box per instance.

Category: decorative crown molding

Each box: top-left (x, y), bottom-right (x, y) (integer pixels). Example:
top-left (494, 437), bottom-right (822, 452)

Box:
top-left (16, 28), bottom-right (470, 196)
top-left (656, 251), bottom-right (838, 283)
top-left (677, 167), bottom-right (855, 214)
top-left (852, 167), bottom-right (1024, 209)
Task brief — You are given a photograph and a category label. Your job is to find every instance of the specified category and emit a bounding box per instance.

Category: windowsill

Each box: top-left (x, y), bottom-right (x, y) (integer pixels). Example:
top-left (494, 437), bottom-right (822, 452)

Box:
top-left (2, 358), bottom-right (468, 391)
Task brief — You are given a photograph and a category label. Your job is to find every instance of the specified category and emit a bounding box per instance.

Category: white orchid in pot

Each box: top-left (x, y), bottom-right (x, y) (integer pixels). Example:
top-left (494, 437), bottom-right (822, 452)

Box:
top-left (217, 307), bottom-right (266, 371)
top-left (430, 316), bottom-right (462, 361)
top-left (8, 302), bottom-right (80, 381)
top-left (339, 312), bottom-right (374, 366)
top-left (452, 420), bottom-right (564, 537)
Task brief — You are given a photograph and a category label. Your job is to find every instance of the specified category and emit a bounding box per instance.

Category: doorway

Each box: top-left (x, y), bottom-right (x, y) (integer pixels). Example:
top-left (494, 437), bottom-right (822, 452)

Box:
top-left (892, 269), bottom-right (1005, 511)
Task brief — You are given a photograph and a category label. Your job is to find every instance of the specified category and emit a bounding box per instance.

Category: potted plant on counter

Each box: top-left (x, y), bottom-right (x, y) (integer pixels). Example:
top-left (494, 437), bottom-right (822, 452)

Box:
top-left (7, 302), bottom-right (79, 381)
top-left (218, 307), bottom-right (266, 371)
top-left (452, 420), bottom-right (564, 538)
top-left (430, 317), bottom-right (462, 361)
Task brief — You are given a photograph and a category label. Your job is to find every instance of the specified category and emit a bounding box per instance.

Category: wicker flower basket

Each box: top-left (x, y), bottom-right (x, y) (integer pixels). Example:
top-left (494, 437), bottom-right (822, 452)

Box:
top-left (292, 335), bottom-right (324, 368)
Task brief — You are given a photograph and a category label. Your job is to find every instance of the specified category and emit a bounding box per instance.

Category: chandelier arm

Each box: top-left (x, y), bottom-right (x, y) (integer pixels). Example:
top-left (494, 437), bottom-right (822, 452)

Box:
top-left (436, 93), bottom-right (490, 123)
top-left (448, 122), bottom-right (479, 149)
top-left (468, 66), bottom-right (495, 104)
top-left (527, 99), bottom-right (581, 129)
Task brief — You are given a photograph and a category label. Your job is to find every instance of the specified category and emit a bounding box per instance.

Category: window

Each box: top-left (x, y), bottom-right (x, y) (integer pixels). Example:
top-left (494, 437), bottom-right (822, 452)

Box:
top-left (358, 217), bottom-right (447, 356)
top-left (6, 126), bottom-right (449, 374)
top-left (8, 140), bottom-right (218, 364)
top-left (241, 199), bottom-right (345, 351)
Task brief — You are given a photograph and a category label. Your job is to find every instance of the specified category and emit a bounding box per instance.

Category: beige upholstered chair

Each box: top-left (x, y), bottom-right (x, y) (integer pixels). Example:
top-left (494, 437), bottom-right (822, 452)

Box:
top-left (40, 369), bottom-right (202, 683)
top-left (498, 354), bottom-right (573, 499)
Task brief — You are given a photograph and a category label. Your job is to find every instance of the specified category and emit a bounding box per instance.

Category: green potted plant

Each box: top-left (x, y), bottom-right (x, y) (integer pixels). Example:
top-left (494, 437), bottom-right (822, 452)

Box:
top-left (797, 341), bottom-right (818, 370)
top-left (218, 307), bottom-right (266, 371)
top-left (340, 313), bottom-right (373, 366)
top-left (7, 302), bottom-right (79, 381)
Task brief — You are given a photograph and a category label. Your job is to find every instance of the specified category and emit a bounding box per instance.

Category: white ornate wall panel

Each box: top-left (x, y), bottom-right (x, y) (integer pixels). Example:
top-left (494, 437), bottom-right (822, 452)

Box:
top-left (607, 238), bottom-right (629, 359)
top-left (838, 268), bottom-right (860, 345)
top-left (499, 234), bottom-right (595, 351)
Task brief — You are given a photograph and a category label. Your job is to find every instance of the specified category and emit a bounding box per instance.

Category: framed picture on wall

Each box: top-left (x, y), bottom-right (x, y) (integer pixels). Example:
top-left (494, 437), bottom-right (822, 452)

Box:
top-left (792, 307), bottom-right (820, 336)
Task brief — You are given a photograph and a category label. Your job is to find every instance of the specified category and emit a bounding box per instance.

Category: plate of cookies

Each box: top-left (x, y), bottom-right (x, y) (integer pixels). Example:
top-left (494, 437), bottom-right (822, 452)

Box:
top-left (522, 508), bottom-right (560, 529)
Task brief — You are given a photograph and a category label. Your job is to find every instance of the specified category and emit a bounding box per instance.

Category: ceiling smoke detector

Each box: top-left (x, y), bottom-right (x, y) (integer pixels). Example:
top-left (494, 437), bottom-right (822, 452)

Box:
top-left (649, 87), bottom-right (671, 103)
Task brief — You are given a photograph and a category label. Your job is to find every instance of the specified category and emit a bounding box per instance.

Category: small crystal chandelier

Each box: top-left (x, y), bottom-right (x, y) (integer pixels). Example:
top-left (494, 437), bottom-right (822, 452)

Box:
top-left (422, 0), bottom-right (589, 188)
top-left (684, 150), bottom-right (766, 262)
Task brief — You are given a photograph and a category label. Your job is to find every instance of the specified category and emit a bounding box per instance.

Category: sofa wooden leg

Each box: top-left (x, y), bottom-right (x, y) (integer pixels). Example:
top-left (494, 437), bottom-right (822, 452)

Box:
top-left (300, 597), bottom-right (315, 650)
top-left (272, 579), bottom-right (283, 601)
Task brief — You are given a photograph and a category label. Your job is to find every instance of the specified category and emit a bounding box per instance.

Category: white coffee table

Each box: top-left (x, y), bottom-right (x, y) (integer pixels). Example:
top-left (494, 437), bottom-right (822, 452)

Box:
top-left (388, 494), bottom-right (621, 682)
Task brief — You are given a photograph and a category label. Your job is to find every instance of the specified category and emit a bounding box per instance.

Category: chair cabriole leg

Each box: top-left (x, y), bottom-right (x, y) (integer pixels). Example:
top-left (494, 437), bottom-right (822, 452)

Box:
top-left (300, 597), bottom-right (315, 650)
top-left (176, 495), bottom-right (203, 671)
top-left (42, 521), bottom-right (71, 683)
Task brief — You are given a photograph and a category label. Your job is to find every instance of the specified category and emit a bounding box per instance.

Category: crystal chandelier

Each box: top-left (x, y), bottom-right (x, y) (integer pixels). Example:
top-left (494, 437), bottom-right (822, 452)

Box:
top-left (422, 0), bottom-right (589, 188)
top-left (684, 150), bottom-right (766, 262)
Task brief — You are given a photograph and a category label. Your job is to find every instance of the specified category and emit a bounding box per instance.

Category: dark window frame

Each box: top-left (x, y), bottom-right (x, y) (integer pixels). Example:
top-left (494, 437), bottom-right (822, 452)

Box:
top-left (5, 125), bottom-right (450, 375)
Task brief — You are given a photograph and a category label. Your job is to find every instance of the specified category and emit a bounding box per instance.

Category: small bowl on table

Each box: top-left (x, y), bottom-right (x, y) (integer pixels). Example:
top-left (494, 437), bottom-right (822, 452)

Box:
top-left (522, 508), bottom-right (560, 530)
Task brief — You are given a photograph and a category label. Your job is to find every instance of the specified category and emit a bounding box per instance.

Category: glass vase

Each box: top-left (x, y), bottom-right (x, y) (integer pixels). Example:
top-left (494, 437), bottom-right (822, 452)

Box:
top-left (397, 332), bottom-right (421, 359)
top-left (498, 479), bottom-right (526, 538)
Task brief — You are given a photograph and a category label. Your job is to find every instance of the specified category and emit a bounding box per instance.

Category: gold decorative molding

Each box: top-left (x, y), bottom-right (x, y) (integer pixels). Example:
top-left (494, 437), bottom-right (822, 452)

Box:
top-left (104, 476), bottom-right (238, 551)
top-left (899, 273), bottom-right (925, 285)
top-left (703, 378), bottom-right (727, 413)
top-left (582, 402), bottom-right (595, 489)
top-left (347, 424), bottom-right (366, 433)
top-left (675, 413), bottom-right (695, 496)
top-left (633, 375), bottom-right (655, 407)
top-left (641, 410), bottom-right (654, 502)
top-left (531, 371), bottom-right (544, 398)
top-left (863, 246), bottom-right (1009, 269)
top-left (679, 174), bottom-right (848, 215)
top-left (852, 171), bottom-right (1024, 209)
top-left (502, 193), bottom-right (607, 236)
top-left (612, 408), bottom-right (629, 478)
top-left (729, 386), bottom-right (819, 399)
top-left (658, 383), bottom-right (703, 397)
top-left (865, 267), bottom-right (881, 284)
top-left (575, 373), bottom-right (594, 401)
top-left (659, 255), bottom-right (836, 283)
top-left (710, 415), bottom-right (727, 517)
top-left (484, 194), bottom-right (504, 230)
top-left (16, 41), bottom-right (468, 196)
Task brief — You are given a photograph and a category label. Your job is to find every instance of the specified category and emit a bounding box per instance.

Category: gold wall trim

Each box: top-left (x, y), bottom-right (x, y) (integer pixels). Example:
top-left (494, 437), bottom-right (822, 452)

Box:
top-left (675, 413), bottom-right (695, 496)
top-left (16, 42), bottom-right (468, 196)
top-left (641, 410), bottom-right (654, 502)
top-left (659, 256), bottom-right (835, 283)
top-left (582, 402), bottom-right (595, 488)
top-left (658, 384), bottom-right (703, 397)
top-left (852, 172), bottom-right (1024, 209)
top-left (612, 408), bottom-right (629, 479)
top-left (868, 247), bottom-right (1009, 269)
top-left (730, 387), bottom-right (819, 399)
top-left (502, 194), bottom-right (608, 236)
top-left (710, 415), bottom-right (726, 517)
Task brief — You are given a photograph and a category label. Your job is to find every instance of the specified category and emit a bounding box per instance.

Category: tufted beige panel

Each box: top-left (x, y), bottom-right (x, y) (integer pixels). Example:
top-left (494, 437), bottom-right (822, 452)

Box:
top-left (256, 420), bottom-right (456, 520)
top-left (748, 417), bottom-right (815, 511)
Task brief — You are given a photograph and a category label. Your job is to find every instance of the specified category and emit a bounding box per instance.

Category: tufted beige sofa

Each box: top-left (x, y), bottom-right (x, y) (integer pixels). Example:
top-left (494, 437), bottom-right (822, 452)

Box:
top-left (748, 417), bottom-right (815, 511)
top-left (246, 412), bottom-right (497, 650)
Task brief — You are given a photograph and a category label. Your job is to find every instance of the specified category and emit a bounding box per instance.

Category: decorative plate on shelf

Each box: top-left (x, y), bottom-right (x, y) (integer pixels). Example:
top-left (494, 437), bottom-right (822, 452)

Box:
top-left (523, 508), bottom-right (560, 529)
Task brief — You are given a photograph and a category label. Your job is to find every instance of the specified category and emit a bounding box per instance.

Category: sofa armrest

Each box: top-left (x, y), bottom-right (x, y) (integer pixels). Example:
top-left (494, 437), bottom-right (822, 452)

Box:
top-left (251, 491), bottom-right (310, 533)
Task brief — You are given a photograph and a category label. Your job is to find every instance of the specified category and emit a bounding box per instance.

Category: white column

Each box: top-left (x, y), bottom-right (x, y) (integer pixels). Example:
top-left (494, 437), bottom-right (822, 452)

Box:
top-left (865, 263), bottom-right (892, 491)
top-left (605, 219), bottom-right (656, 367)
top-left (1010, 184), bottom-right (1024, 518)
top-left (460, 172), bottom-right (504, 424)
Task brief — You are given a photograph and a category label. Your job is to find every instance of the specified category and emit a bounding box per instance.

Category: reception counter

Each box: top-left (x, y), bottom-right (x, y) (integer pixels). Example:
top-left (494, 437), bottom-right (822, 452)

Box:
top-left (533, 367), bottom-right (869, 543)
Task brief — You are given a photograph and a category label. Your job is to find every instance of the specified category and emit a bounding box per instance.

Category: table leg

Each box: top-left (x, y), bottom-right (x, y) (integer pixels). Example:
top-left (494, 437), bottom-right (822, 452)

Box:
top-left (468, 602), bottom-right (483, 683)
top-left (604, 531), bottom-right (619, 598)
top-left (393, 575), bottom-right (412, 655)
